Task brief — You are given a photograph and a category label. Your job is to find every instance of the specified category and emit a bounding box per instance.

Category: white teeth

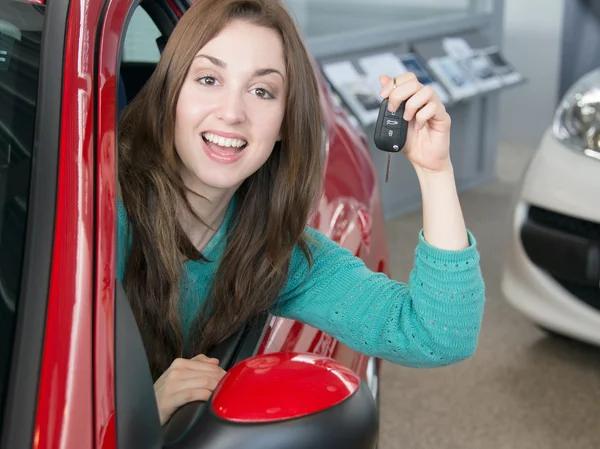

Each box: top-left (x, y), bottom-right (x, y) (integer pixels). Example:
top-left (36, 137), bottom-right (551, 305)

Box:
top-left (202, 132), bottom-right (247, 148)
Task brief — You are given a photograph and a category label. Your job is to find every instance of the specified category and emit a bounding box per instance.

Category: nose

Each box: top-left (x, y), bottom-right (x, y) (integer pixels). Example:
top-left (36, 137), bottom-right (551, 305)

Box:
top-left (215, 87), bottom-right (246, 125)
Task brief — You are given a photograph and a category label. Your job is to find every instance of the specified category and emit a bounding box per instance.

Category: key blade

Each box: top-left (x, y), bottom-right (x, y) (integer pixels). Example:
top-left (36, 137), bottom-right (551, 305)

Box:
top-left (385, 153), bottom-right (391, 183)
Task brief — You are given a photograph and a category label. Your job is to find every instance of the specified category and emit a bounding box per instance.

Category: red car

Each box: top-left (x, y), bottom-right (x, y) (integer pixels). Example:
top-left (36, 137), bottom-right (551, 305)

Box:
top-left (0, 0), bottom-right (390, 448)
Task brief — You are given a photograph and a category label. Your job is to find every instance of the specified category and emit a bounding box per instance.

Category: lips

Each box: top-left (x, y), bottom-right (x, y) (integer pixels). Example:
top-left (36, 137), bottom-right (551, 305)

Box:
top-left (201, 132), bottom-right (248, 163)
top-left (203, 137), bottom-right (241, 156)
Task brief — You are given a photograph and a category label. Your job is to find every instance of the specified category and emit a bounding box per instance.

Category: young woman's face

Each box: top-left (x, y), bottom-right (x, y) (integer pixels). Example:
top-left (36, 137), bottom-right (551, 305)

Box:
top-left (175, 20), bottom-right (287, 194)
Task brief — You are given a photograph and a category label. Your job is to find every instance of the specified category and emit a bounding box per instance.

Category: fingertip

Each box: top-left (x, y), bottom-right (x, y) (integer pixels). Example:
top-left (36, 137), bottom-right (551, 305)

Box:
top-left (192, 354), bottom-right (219, 364)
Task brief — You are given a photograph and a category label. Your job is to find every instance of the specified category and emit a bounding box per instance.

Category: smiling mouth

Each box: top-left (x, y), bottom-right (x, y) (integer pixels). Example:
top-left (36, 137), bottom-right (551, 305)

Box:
top-left (202, 132), bottom-right (248, 154)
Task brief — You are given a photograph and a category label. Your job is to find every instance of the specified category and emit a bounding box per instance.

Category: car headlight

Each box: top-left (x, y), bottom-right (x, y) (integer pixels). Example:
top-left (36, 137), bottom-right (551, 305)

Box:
top-left (552, 68), bottom-right (600, 160)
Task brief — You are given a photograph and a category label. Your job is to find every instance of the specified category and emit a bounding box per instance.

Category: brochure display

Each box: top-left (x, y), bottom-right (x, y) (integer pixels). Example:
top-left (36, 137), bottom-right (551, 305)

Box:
top-left (321, 32), bottom-right (522, 126)
top-left (322, 60), bottom-right (382, 127)
top-left (427, 56), bottom-right (478, 100)
top-left (479, 48), bottom-right (523, 85)
top-left (425, 36), bottom-right (522, 100)
top-left (322, 52), bottom-right (453, 127)
top-left (311, 0), bottom-right (517, 220)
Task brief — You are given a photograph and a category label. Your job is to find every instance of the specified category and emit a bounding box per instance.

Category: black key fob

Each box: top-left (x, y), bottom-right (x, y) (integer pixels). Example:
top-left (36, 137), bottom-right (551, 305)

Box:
top-left (373, 98), bottom-right (408, 152)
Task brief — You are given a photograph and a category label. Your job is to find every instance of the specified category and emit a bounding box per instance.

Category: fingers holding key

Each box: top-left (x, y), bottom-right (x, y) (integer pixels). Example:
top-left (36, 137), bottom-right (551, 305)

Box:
top-left (412, 93), bottom-right (451, 133)
top-left (379, 72), bottom-right (421, 112)
top-left (403, 85), bottom-right (436, 121)
top-left (380, 72), bottom-right (449, 131)
top-left (412, 101), bottom-right (438, 130)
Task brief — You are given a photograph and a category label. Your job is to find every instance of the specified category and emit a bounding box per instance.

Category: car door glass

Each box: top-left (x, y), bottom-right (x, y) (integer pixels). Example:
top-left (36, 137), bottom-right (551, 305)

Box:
top-left (119, 6), bottom-right (164, 105)
top-left (0, 0), bottom-right (45, 431)
top-left (123, 7), bottom-right (162, 63)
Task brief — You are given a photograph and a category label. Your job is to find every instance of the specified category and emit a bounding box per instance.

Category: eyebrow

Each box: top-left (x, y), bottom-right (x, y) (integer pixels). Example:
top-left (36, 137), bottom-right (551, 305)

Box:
top-left (194, 54), bottom-right (285, 81)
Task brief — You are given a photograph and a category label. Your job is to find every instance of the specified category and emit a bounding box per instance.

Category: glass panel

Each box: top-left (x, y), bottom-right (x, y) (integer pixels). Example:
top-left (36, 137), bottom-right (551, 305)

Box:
top-left (0, 0), bottom-right (45, 430)
top-left (284, 0), bottom-right (493, 39)
top-left (123, 7), bottom-right (162, 63)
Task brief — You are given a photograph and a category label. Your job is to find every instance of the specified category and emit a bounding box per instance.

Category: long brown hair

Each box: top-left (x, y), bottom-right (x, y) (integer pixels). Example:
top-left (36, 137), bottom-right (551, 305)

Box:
top-left (118, 0), bottom-right (323, 379)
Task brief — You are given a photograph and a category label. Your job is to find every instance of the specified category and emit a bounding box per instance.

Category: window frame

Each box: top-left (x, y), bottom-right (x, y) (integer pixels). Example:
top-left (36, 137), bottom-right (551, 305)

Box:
top-left (0, 0), bottom-right (67, 447)
top-left (93, 0), bottom-right (179, 446)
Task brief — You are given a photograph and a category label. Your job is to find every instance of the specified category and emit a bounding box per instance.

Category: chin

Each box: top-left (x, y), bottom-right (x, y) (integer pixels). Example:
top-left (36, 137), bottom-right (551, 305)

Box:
top-left (194, 170), bottom-right (246, 192)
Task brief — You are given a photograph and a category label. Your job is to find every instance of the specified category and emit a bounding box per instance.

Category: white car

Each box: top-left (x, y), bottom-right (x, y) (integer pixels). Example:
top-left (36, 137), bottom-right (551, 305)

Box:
top-left (501, 68), bottom-right (600, 346)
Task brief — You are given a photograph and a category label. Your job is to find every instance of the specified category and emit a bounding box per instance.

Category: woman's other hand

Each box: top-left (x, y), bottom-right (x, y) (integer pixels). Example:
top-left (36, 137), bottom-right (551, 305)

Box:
top-left (154, 354), bottom-right (227, 425)
top-left (379, 73), bottom-right (452, 174)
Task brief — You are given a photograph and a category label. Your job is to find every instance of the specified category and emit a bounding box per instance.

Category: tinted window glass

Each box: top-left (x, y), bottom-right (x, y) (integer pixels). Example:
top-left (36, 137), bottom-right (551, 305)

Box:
top-left (0, 0), bottom-right (45, 427)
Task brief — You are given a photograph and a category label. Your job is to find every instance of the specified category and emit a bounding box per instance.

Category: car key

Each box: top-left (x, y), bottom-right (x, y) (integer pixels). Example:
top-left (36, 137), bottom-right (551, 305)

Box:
top-left (373, 98), bottom-right (408, 182)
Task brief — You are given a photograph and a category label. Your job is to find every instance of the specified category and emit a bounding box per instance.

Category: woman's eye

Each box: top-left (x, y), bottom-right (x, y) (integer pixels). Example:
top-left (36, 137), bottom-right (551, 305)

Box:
top-left (196, 76), bottom-right (217, 86)
top-left (251, 87), bottom-right (275, 100)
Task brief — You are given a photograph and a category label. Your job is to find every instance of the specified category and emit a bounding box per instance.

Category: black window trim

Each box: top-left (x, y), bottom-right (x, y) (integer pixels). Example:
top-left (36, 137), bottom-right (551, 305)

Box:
top-left (106, 0), bottom-right (178, 446)
top-left (0, 0), bottom-right (69, 447)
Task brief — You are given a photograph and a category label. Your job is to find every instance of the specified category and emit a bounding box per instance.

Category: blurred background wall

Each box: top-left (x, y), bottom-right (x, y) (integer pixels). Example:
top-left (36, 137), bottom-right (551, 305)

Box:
top-left (498, 0), bottom-right (565, 147)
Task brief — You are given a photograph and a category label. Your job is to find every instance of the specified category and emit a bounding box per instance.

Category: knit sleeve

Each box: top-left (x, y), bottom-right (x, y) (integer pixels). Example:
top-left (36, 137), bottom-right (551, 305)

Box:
top-left (116, 199), bottom-right (130, 282)
top-left (270, 227), bottom-right (486, 368)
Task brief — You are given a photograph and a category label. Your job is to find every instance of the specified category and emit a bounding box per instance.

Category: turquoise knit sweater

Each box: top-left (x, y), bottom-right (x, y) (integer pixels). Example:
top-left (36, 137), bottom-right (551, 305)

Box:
top-left (117, 198), bottom-right (486, 368)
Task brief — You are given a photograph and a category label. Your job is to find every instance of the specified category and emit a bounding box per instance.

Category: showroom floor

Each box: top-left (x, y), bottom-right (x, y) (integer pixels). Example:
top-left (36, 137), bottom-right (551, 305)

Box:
top-left (378, 143), bottom-right (600, 449)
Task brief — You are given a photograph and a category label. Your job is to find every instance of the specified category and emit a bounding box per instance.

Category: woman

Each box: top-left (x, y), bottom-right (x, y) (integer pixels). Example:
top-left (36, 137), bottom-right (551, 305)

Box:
top-left (117, 0), bottom-right (486, 425)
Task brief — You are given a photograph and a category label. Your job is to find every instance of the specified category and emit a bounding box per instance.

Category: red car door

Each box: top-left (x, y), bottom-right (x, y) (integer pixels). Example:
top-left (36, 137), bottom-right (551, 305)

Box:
top-left (1, 0), bottom-right (101, 447)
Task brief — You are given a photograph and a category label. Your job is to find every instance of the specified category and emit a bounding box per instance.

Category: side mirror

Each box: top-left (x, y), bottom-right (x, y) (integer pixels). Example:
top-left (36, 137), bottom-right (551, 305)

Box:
top-left (165, 352), bottom-right (378, 449)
